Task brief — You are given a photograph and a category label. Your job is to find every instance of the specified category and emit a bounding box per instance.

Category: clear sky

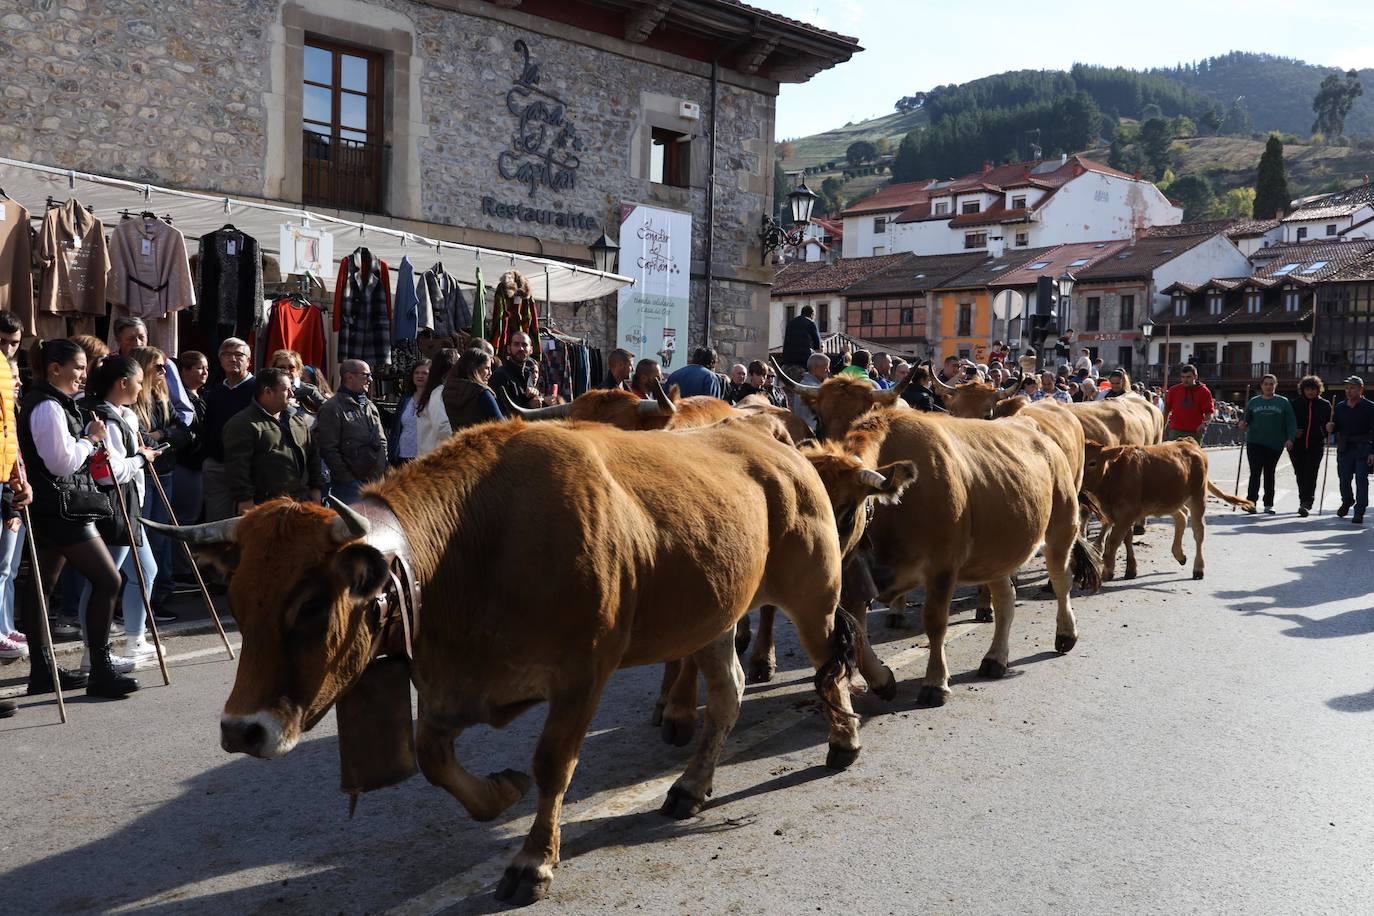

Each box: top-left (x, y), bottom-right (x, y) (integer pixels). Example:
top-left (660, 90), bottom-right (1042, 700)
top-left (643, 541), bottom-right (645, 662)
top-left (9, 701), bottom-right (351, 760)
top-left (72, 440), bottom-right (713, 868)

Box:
top-left (768, 0), bottom-right (1374, 139)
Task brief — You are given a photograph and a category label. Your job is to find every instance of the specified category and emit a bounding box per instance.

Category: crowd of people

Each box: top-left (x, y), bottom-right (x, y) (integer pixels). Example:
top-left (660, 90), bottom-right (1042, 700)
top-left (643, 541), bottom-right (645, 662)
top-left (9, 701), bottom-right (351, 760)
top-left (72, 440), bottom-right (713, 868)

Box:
top-left (2, 303), bottom-right (1370, 717)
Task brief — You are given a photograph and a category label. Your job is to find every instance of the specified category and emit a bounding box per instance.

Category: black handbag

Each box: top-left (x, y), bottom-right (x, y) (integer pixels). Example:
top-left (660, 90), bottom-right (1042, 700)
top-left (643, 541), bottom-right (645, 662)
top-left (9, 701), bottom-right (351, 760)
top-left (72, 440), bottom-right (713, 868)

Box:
top-left (57, 487), bottom-right (113, 523)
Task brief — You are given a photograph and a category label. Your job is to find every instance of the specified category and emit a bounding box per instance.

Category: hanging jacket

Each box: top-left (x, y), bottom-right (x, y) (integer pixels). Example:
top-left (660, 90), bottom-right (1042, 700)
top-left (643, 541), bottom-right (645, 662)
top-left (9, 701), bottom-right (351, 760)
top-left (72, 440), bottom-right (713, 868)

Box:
top-left (393, 256), bottom-right (419, 342)
top-left (195, 226), bottom-right (264, 352)
top-left (417, 263), bottom-right (472, 339)
top-left (333, 248), bottom-right (392, 369)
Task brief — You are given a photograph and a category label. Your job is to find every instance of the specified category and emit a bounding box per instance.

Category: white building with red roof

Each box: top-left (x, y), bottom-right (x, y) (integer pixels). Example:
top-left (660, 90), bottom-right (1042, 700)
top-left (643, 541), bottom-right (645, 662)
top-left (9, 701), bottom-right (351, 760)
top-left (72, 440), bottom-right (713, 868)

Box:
top-left (841, 155), bottom-right (1181, 259)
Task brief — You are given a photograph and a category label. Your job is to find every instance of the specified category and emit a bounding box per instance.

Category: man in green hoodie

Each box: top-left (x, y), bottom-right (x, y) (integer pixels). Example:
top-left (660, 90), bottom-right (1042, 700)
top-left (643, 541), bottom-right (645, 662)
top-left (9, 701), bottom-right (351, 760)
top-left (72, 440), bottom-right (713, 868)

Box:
top-left (1237, 373), bottom-right (1296, 514)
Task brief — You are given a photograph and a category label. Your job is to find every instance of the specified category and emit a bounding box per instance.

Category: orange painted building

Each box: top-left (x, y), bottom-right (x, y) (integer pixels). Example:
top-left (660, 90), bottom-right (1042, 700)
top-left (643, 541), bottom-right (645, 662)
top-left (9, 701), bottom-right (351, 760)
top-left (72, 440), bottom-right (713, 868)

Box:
top-left (928, 247), bottom-right (1057, 362)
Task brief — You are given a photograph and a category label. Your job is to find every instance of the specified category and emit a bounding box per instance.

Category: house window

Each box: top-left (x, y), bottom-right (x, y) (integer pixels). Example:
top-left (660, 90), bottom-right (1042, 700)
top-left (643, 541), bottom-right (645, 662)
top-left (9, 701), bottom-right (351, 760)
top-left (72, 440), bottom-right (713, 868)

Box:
top-left (1326, 224), bottom-right (1337, 236)
top-left (302, 39), bottom-right (385, 211)
top-left (650, 127), bottom-right (691, 187)
top-left (1194, 342), bottom-right (1217, 366)
top-left (872, 246), bottom-right (887, 256)
top-left (1208, 294), bottom-right (1223, 315)
top-left (860, 309), bottom-right (874, 326)
top-left (1296, 227), bottom-right (1308, 240)
top-left (957, 303), bottom-right (973, 336)
top-left (873, 217), bottom-right (886, 234)
top-left (934, 201), bottom-right (949, 216)
top-left (1246, 291), bottom-right (1262, 314)
top-left (1284, 290), bottom-right (1300, 311)
top-left (900, 307), bottom-right (914, 324)
top-left (1015, 231), bottom-right (1029, 247)
top-left (818, 302), bottom-right (830, 333)
top-left (784, 304), bottom-right (796, 326)
top-left (964, 231), bottom-right (987, 250)
top-left (1173, 294), bottom-right (1187, 317)
top-left (961, 201), bottom-right (981, 215)
top-left (1119, 294), bottom-right (1135, 330)
top-left (1085, 296), bottom-right (1101, 331)
top-left (1011, 195), bottom-right (1027, 209)
top-left (1117, 346), bottom-right (1133, 372)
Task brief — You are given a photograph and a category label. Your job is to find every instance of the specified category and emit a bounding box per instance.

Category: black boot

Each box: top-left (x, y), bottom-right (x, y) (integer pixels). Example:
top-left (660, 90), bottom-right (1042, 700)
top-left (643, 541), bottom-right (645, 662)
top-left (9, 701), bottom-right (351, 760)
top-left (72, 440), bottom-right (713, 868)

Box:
top-left (26, 646), bottom-right (89, 695)
top-left (85, 644), bottom-right (139, 699)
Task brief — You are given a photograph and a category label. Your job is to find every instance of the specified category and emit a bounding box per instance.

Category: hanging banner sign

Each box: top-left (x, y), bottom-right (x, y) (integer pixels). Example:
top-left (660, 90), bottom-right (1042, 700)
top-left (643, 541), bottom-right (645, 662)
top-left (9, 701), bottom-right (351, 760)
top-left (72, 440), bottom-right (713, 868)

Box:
top-left (616, 202), bottom-right (691, 369)
top-left (279, 223), bottom-right (335, 277)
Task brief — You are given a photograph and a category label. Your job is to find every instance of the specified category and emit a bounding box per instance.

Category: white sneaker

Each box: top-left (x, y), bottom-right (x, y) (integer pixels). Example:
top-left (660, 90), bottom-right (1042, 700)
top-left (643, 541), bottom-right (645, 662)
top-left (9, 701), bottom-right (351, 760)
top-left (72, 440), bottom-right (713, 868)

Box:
top-left (79, 649), bottom-right (135, 674)
top-left (124, 638), bottom-right (165, 664)
top-left (0, 635), bottom-right (27, 660)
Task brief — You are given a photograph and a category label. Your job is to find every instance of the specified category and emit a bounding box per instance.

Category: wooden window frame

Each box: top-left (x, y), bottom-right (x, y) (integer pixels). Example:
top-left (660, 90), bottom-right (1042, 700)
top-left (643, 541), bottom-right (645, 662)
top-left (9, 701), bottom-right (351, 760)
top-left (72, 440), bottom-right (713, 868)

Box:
top-left (303, 38), bottom-right (384, 147)
top-left (1118, 294), bottom-right (1135, 330)
top-left (650, 127), bottom-right (691, 189)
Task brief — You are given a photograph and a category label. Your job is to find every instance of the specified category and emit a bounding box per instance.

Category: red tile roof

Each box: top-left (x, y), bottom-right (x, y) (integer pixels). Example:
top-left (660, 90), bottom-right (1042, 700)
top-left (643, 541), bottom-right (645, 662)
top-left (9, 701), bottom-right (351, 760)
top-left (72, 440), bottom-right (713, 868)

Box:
top-left (987, 240), bottom-right (1131, 288)
top-left (770, 253), bottom-right (909, 296)
top-left (1284, 182), bottom-right (1374, 222)
top-left (1141, 217), bottom-right (1280, 240)
top-left (842, 181), bottom-right (933, 217)
top-left (1075, 232), bottom-right (1219, 282)
top-left (844, 252), bottom-right (989, 297)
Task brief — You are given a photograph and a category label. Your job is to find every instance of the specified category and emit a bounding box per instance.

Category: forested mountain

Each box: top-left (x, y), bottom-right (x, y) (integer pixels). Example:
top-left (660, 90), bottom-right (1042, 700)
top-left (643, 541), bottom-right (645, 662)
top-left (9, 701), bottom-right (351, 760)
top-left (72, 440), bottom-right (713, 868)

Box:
top-left (1153, 52), bottom-right (1374, 137)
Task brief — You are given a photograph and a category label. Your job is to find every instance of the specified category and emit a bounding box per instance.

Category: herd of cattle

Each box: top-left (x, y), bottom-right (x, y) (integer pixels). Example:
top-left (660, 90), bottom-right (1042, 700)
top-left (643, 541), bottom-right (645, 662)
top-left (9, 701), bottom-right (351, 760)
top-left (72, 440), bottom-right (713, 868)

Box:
top-left (149, 363), bottom-right (1252, 906)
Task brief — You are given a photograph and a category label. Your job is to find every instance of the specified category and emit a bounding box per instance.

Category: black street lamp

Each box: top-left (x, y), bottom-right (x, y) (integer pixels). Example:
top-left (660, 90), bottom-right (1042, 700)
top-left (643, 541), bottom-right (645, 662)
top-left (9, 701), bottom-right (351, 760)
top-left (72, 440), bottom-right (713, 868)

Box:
top-left (589, 232), bottom-right (619, 274)
top-left (1140, 315), bottom-right (1155, 340)
top-left (760, 177), bottom-right (818, 263)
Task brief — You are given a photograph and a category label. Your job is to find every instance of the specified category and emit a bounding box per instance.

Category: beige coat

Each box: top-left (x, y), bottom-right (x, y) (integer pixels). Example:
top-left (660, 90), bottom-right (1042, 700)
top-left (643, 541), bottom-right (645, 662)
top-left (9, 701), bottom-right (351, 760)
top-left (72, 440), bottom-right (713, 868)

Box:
top-left (107, 216), bottom-right (195, 354)
top-left (36, 199), bottom-right (109, 317)
top-left (0, 198), bottom-right (34, 329)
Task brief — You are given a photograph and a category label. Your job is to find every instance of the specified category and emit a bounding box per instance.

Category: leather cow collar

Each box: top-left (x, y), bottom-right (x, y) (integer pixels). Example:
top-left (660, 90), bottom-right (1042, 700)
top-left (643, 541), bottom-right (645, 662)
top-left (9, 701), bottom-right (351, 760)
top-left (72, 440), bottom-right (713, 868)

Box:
top-left (352, 497), bottom-right (422, 666)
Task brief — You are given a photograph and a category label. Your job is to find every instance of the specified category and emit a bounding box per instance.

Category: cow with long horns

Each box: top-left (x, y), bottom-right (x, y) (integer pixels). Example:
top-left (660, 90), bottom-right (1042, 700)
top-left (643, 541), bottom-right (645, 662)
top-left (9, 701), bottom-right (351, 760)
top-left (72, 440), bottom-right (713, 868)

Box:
top-left (148, 418), bottom-right (872, 905)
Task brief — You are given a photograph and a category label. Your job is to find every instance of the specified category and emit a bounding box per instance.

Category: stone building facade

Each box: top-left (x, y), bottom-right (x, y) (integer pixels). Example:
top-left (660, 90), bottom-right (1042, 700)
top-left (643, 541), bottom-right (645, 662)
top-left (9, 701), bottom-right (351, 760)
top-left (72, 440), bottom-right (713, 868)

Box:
top-left (0, 0), bottom-right (857, 360)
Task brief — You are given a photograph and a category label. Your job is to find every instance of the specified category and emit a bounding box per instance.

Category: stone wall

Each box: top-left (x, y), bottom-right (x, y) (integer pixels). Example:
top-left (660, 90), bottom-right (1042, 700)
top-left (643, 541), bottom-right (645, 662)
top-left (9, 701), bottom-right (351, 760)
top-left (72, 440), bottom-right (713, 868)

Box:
top-left (0, 0), bottom-right (779, 361)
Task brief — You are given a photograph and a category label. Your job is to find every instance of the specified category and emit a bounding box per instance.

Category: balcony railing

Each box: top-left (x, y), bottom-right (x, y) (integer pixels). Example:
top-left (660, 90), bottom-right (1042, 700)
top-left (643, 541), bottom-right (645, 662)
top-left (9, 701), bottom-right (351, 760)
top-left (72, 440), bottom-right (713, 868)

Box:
top-left (302, 130), bottom-right (389, 213)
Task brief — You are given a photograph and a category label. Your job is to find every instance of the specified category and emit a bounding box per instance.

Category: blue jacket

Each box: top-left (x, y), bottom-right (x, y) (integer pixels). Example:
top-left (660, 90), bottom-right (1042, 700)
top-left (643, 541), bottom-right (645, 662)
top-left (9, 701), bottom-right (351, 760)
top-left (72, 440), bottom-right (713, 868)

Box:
top-left (392, 256), bottom-right (418, 342)
top-left (665, 364), bottom-right (723, 399)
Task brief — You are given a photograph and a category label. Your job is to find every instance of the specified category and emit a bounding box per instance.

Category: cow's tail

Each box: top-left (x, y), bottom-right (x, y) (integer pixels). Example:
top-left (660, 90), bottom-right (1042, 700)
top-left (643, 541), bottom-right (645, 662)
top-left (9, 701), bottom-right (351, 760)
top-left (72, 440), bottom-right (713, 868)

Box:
top-left (1206, 480), bottom-right (1254, 512)
top-left (1071, 535), bottom-right (1103, 594)
top-left (813, 608), bottom-right (860, 719)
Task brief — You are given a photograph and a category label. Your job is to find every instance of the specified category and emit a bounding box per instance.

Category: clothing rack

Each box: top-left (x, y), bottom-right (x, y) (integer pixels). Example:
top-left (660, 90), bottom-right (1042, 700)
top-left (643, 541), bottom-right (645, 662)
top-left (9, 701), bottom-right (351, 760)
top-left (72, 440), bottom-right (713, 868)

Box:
top-left (45, 195), bottom-right (94, 212)
top-left (117, 208), bottom-right (174, 224)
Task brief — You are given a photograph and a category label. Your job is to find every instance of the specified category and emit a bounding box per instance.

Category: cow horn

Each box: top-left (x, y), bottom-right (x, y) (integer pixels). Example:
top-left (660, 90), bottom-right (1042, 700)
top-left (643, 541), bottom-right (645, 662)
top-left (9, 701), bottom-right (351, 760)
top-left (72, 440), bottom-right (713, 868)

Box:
top-left (999, 375), bottom-right (1021, 393)
top-left (326, 495), bottom-right (371, 543)
top-left (141, 516), bottom-right (240, 545)
top-left (858, 469), bottom-right (889, 489)
top-left (770, 357), bottom-right (820, 392)
top-left (873, 370), bottom-right (916, 403)
top-left (501, 393), bottom-right (573, 421)
top-left (647, 376), bottom-right (676, 414)
top-left (931, 373), bottom-right (959, 394)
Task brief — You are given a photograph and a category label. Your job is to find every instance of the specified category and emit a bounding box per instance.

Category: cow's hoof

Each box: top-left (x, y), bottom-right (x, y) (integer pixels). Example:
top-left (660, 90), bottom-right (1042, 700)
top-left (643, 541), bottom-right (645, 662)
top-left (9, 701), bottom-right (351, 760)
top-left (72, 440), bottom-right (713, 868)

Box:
top-left (660, 717), bottom-right (695, 747)
top-left (1102, 570), bottom-right (1116, 583)
top-left (746, 657), bottom-right (775, 684)
top-left (915, 685), bottom-right (948, 708)
top-left (1192, 570), bottom-right (1205, 580)
top-left (825, 742), bottom-right (861, 770)
top-left (495, 864), bottom-right (551, 906)
top-left (1123, 569), bottom-right (1137, 580)
top-left (1132, 523), bottom-right (1146, 535)
top-left (659, 783), bottom-right (705, 819)
top-left (978, 657), bottom-right (1007, 679)
top-left (1175, 554), bottom-right (1187, 566)
top-left (873, 666), bottom-right (897, 702)
top-left (1055, 633), bottom-right (1078, 655)
top-left (974, 606), bottom-right (994, 623)
top-left (650, 702), bottom-right (665, 727)
top-left (885, 611), bottom-right (906, 629)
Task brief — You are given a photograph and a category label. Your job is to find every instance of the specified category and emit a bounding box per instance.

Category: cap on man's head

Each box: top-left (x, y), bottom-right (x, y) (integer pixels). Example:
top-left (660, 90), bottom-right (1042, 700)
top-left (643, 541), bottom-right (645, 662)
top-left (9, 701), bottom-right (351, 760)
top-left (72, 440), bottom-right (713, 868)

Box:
top-left (1344, 375), bottom-right (1365, 387)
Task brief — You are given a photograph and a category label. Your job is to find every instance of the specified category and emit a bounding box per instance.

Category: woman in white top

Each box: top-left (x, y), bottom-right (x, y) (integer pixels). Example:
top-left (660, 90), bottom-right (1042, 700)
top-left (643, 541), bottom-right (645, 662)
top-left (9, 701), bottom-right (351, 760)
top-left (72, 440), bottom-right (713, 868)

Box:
top-left (389, 360), bottom-right (430, 465)
top-left (80, 355), bottom-right (164, 667)
top-left (415, 348), bottom-right (459, 456)
top-left (17, 343), bottom-right (152, 698)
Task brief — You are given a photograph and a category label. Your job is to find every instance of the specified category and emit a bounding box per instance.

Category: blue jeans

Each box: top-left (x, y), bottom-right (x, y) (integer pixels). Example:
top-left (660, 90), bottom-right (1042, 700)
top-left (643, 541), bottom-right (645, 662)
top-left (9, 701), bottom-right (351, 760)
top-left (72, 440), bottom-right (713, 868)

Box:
top-left (79, 535), bottom-right (157, 644)
top-left (0, 520), bottom-right (23, 636)
top-left (1337, 447), bottom-right (1372, 511)
top-left (142, 470), bottom-right (175, 600)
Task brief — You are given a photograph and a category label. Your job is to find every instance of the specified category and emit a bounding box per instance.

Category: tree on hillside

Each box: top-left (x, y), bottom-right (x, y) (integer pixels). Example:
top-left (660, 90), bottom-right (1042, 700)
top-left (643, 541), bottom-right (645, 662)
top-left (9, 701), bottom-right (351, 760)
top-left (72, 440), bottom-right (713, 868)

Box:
top-left (875, 137), bottom-right (892, 156)
top-left (776, 140), bottom-right (794, 161)
top-left (1312, 70), bottom-right (1364, 136)
top-left (1253, 135), bottom-right (1291, 219)
top-left (1221, 97), bottom-right (1253, 136)
top-left (1167, 174), bottom-right (1216, 220)
top-left (1169, 114), bottom-right (1196, 138)
top-left (816, 176), bottom-right (845, 216)
top-left (1139, 117), bottom-right (1173, 179)
top-left (1141, 102), bottom-right (1163, 121)
top-left (1221, 186), bottom-right (1256, 218)
top-left (1199, 104), bottom-right (1224, 135)
top-left (846, 140), bottom-right (878, 166)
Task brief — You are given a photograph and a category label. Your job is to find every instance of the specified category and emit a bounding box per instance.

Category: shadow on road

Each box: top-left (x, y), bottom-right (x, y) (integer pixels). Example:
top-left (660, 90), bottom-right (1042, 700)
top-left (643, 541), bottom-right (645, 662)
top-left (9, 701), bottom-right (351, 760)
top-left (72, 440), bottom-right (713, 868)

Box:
top-left (1213, 526), bottom-right (1373, 634)
top-left (1328, 686), bottom-right (1374, 713)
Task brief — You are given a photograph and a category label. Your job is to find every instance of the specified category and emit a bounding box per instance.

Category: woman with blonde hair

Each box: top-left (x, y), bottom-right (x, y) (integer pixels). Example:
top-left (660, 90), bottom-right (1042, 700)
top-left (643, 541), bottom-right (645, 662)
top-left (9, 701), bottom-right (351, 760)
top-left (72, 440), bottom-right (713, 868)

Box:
top-left (130, 347), bottom-right (194, 617)
top-left (269, 348), bottom-right (327, 414)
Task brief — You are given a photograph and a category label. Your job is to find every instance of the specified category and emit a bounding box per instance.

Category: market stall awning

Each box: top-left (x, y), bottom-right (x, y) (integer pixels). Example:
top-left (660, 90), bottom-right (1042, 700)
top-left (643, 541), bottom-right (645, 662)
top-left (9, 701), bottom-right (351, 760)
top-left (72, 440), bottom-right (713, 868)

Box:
top-left (0, 157), bottom-right (633, 303)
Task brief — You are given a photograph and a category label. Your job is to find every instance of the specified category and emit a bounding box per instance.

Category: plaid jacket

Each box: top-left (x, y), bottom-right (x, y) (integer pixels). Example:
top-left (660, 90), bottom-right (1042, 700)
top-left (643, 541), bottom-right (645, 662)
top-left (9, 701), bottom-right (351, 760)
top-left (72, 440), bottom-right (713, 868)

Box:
top-left (333, 248), bottom-right (392, 368)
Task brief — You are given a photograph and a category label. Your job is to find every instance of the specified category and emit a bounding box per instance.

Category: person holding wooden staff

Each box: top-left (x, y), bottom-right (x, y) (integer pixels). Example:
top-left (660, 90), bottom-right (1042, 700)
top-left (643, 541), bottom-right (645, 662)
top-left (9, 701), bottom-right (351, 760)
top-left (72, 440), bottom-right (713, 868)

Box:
top-left (1237, 374), bottom-right (1295, 515)
top-left (17, 340), bottom-right (139, 698)
top-left (1287, 376), bottom-right (1332, 517)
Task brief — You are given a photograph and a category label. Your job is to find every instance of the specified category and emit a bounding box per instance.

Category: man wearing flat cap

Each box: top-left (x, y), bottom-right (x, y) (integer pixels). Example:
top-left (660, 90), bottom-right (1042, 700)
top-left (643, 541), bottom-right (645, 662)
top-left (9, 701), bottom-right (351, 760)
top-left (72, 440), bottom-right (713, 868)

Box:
top-left (1326, 375), bottom-right (1374, 524)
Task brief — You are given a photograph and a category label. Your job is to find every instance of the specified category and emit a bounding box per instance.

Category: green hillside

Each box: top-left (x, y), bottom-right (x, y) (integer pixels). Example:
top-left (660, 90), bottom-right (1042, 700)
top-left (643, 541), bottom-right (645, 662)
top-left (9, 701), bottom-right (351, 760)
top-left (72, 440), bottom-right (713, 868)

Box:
top-left (780, 108), bottom-right (927, 171)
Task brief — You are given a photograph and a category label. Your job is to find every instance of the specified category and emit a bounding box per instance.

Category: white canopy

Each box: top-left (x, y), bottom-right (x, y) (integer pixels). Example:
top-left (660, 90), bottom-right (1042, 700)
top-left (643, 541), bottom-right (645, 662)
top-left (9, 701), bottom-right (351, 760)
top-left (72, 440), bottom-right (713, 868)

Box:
top-left (0, 157), bottom-right (633, 303)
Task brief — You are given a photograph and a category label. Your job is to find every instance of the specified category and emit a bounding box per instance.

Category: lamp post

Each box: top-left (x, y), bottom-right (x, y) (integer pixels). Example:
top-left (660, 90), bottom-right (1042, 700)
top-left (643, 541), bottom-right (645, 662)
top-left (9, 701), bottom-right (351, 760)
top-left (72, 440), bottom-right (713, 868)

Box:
top-left (1050, 271), bottom-right (1075, 366)
top-left (589, 232), bottom-right (619, 274)
top-left (760, 176), bottom-right (818, 264)
top-left (1140, 314), bottom-right (1154, 387)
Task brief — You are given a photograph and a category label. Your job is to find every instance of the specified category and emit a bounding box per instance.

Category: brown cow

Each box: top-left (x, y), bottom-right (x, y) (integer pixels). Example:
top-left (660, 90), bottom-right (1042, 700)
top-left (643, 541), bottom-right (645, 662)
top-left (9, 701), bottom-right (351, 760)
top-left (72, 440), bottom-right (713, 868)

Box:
top-left (826, 407), bottom-right (1100, 706)
top-left (772, 359), bottom-right (914, 441)
top-left (1081, 438), bottom-right (1253, 581)
top-left (503, 380), bottom-right (736, 431)
top-left (149, 419), bottom-right (866, 905)
top-left (932, 375), bottom-right (1022, 418)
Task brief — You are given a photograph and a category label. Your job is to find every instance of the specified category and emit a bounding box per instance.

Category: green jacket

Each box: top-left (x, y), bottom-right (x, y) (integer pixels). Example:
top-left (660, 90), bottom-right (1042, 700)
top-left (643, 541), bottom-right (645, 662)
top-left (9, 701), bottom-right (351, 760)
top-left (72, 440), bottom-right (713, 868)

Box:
top-left (1244, 394), bottom-right (1297, 451)
top-left (222, 403), bottom-right (324, 506)
top-left (314, 391), bottom-right (387, 485)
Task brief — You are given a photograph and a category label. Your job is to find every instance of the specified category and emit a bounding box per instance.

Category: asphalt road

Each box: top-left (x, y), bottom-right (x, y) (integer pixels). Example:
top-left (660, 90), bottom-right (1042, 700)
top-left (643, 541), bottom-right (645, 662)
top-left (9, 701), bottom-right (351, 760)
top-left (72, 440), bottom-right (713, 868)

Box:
top-left (3, 454), bottom-right (1372, 915)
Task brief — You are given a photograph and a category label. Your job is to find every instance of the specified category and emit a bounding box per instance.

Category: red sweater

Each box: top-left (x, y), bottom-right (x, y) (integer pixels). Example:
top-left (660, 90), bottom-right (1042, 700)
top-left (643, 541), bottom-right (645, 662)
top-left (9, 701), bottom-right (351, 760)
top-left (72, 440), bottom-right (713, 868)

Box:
top-left (1164, 382), bottom-right (1214, 433)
